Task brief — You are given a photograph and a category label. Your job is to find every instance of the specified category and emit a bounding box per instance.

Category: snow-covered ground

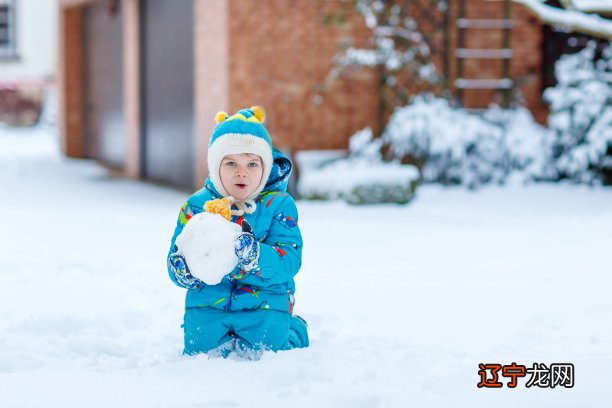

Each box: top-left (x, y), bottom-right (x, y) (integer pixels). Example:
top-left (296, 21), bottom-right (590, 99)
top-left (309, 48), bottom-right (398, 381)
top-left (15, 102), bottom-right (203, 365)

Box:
top-left (1, 125), bottom-right (611, 407)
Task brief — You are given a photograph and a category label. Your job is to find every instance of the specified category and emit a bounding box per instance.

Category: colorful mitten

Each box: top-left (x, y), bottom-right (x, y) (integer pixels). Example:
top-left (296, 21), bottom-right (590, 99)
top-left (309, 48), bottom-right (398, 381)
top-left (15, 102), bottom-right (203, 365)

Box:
top-left (204, 197), bottom-right (232, 221)
top-left (234, 220), bottom-right (260, 271)
top-left (168, 251), bottom-right (201, 288)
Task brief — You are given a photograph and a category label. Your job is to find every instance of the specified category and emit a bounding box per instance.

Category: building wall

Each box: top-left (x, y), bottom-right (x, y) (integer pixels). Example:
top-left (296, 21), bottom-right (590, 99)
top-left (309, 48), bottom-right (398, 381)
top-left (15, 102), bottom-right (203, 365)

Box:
top-left (193, 0), bottom-right (228, 186)
top-left (510, 3), bottom-right (548, 123)
top-left (0, 0), bottom-right (58, 81)
top-left (140, 0), bottom-right (195, 189)
top-left (123, 0), bottom-right (140, 179)
top-left (82, 1), bottom-right (124, 168)
top-left (226, 0), bottom-right (380, 152)
top-left (448, 0), bottom-right (547, 122)
top-left (59, 0), bottom-right (555, 188)
top-left (58, 6), bottom-right (84, 157)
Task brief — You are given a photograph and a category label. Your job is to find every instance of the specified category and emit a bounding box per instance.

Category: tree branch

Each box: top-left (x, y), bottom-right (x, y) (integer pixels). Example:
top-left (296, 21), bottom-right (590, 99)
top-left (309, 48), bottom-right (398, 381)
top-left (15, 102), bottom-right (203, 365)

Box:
top-left (514, 0), bottom-right (612, 39)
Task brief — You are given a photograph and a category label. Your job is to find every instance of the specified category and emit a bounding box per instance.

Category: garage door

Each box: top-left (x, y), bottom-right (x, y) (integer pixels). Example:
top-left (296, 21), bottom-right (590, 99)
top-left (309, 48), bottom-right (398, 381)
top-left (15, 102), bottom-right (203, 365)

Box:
top-left (83, 2), bottom-right (125, 169)
top-left (141, 0), bottom-right (194, 188)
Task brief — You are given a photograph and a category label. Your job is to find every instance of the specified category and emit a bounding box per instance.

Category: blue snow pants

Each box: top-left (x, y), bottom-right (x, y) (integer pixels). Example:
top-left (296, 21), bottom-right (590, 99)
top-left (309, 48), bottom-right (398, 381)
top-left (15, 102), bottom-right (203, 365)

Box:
top-left (183, 307), bottom-right (309, 357)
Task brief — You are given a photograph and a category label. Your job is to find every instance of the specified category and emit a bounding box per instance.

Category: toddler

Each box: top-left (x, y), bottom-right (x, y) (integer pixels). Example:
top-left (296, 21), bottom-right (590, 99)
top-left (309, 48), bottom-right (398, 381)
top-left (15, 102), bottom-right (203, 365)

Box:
top-left (167, 106), bottom-right (309, 357)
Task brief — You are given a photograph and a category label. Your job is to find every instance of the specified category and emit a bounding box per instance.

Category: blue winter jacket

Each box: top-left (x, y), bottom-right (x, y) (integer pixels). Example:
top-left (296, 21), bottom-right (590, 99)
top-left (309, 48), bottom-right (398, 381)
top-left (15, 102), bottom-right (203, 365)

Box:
top-left (167, 148), bottom-right (302, 314)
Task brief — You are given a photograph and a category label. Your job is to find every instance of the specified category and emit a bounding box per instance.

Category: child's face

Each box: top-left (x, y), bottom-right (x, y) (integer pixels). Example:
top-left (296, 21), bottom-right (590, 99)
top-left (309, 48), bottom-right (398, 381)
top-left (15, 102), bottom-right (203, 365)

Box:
top-left (220, 153), bottom-right (264, 201)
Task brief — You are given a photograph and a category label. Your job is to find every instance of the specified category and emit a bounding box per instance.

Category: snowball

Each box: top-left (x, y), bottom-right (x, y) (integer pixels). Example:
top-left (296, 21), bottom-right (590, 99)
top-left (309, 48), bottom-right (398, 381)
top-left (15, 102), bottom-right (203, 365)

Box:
top-left (175, 212), bottom-right (242, 285)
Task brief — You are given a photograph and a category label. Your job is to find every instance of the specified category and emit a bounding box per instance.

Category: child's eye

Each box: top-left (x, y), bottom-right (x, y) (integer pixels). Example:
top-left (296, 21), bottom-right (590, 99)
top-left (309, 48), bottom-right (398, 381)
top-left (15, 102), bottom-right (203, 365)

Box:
top-left (248, 162), bottom-right (259, 168)
top-left (225, 161), bottom-right (236, 166)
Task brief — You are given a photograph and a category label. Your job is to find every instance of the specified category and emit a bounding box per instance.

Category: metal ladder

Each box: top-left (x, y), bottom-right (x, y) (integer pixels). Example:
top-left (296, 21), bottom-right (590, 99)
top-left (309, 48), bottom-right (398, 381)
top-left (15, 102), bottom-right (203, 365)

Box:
top-left (455, 0), bottom-right (513, 108)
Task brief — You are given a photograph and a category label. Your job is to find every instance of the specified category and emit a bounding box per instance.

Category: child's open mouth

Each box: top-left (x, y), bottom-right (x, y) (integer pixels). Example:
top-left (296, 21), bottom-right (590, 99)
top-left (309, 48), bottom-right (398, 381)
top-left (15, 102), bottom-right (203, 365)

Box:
top-left (235, 183), bottom-right (247, 189)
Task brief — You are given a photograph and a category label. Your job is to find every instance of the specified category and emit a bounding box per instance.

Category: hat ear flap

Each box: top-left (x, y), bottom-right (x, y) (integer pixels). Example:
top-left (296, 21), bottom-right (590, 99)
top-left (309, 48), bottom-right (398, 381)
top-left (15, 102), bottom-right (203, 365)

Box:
top-left (251, 106), bottom-right (266, 123)
top-left (215, 111), bottom-right (228, 123)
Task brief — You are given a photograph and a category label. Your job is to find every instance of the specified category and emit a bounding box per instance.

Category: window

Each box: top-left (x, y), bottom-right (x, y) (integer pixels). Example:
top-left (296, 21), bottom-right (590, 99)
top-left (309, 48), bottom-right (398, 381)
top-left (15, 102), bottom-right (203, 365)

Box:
top-left (0, 0), bottom-right (17, 59)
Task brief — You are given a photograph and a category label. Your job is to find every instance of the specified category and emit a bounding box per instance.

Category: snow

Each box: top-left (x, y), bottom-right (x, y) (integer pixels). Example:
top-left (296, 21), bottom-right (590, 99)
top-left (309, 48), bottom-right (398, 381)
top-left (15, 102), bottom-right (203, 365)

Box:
top-left (294, 149), bottom-right (347, 171)
top-left (349, 127), bottom-right (383, 160)
top-left (514, 0), bottom-right (612, 38)
top-left (569, 0), bottom-right (612, 13)
top-left (175, 212), bottom-right (242, 285)
top-left (2, 125), bottom-right (612, 406)
top-left (297, 128), bottom-right (419, 204)
top-left (542, 42), bottom-right (612, 183)
top-left (297, 157), bottom-right (418, 203)
top-left (382, 96), bottom-right (550, 187)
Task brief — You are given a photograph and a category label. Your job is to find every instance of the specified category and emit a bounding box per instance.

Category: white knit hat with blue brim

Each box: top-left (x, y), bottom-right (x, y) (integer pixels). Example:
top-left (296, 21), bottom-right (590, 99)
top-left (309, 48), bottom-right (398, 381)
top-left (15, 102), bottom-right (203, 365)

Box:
top-left (207, 106), bottom-right (273, 215)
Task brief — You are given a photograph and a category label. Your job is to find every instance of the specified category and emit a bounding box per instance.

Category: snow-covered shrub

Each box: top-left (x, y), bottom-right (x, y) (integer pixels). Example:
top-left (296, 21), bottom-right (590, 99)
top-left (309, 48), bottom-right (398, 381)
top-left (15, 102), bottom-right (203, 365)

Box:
top-left (542, 42), bottom-right (612, 184)
top-left (382, 95), bottom-right (548, 188)
top-left (298, 159), bottom-right (419, 204)
top-left (297, 128), bottom-right (419, 204)
top-left (483, 106), bottom-right (549, 180)
top-left (349, 127), bottom-right (384, 161)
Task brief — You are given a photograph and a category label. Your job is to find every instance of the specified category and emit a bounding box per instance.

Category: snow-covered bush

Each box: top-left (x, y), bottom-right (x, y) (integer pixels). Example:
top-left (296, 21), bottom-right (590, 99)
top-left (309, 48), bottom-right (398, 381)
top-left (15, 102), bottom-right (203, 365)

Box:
top-left (542, 42), bottom-right (612, 184)
top-left (297, 128), bottom-right (419, 204)
top-left (298, 159), bottom-right (419, 204)
top-left (382, 95), bottom-right (548, 188)
top-left (349, 126), bottom-right (384, 161)
top-left (483, 106), bottom-right (548, 180)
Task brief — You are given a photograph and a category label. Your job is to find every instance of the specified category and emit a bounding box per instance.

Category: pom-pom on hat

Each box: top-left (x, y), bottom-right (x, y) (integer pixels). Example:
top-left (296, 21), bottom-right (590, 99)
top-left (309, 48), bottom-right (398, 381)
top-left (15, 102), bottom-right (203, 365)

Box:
top-left (207, 106), bottom-right (273, 204)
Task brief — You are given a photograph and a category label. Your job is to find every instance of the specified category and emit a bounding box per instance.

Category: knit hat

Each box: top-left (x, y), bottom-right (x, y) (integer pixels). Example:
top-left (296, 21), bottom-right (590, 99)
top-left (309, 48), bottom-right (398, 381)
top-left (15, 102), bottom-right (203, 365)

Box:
top-left (207, 106), bottom-right (273, 210)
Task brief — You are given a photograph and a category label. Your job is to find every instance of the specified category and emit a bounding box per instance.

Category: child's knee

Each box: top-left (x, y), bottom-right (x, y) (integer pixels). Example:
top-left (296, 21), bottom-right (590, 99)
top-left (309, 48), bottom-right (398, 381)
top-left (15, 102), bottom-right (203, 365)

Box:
top-left (183, 307), bottom-right (232, 355)
top-left (183, 308), bottom-right (308, 356)
top-left (233, 310), bottom-right (291, 352)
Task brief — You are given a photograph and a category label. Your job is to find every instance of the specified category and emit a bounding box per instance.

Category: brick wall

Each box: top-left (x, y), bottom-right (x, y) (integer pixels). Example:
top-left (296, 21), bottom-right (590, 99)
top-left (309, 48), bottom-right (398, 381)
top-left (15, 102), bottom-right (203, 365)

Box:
top-left (227, 0), bottom-right (379, 152)
top-left (510, 3), bottom-right (548, 123)
top-left (226, 0), bottom-right (549, 157)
